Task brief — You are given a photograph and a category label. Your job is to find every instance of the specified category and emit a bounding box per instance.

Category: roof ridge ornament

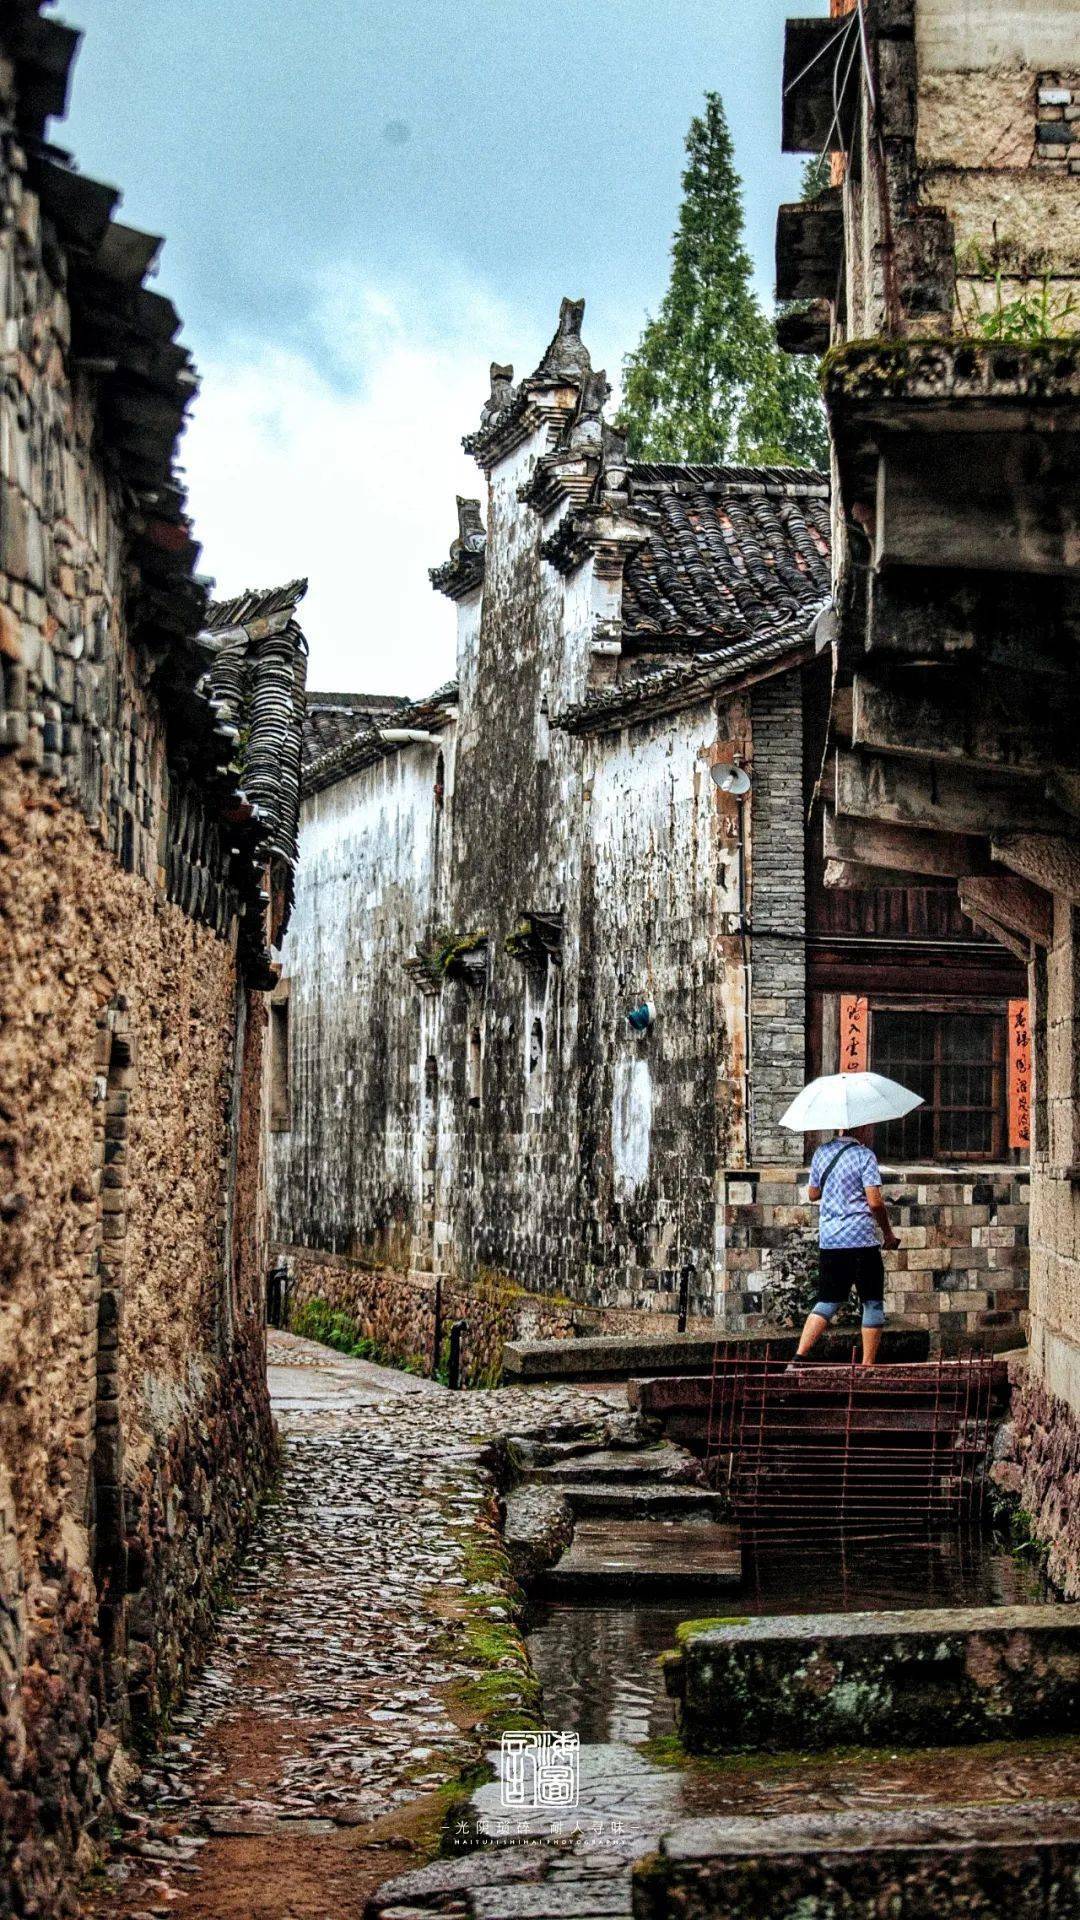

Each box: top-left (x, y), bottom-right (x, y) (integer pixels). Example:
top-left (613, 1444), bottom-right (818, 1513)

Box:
top-left (480, 362), bottom-right (516, 427)
top-left (532, 295), bottom-right (591, 384)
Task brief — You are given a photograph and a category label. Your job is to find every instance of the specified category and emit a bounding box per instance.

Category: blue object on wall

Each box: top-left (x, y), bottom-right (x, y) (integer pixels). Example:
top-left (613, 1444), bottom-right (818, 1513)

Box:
top-left (626, 1000), bottom-right (656, 1034)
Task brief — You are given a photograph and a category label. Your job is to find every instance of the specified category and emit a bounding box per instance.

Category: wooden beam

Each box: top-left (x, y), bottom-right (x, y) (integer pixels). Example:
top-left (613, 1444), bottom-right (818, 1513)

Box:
top-left (876, 434), bottom-right (1080, 579)
top-left (852, 673), bottom-right (1080, 779)
top-left (992, 831), bottom-right (1080, 904)
top-left (834, 750), bottom-right (1054, 838)
top-left (864, 568), bottom-right (1080, 672)
top-left (957, 900), bottom-right (1033, 967)
top-left (782, 18), bottom-right (860, 153)
top-left (1047, 773), bottom-right (1080, 822)
top-left (958, 875), bottom-right (1053, 946)
top-left (775, 194), bottom-right (843, 302)
top-left (824, 858), bottom-right (955, 889)
top-left (823, 806), bottom-right (987, 878)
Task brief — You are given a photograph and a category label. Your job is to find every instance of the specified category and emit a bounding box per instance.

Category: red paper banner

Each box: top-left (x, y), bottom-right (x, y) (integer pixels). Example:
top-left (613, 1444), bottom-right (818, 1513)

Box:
top-left (1008, 997), bottom-right (1032, 1152)
top-left (840, 994), bottom-right (869, 1074)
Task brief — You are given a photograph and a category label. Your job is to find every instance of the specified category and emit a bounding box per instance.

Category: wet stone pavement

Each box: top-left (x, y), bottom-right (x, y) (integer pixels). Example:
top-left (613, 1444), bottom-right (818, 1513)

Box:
top-left (89, 1331), bottom-right (622, 1920)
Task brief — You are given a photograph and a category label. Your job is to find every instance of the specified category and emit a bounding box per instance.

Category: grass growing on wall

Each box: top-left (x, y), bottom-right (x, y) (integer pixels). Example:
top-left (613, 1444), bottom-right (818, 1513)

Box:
top-left (290, 1296), bottom-right (427, 1376)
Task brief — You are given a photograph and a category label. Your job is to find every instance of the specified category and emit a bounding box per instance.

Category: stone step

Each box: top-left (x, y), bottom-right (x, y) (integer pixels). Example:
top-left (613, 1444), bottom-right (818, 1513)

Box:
top-left (669, 1603), bottom-right (1080, 1753)
top-left (501, 1326), bottom-right (932, 1384)
top-left (631, 1801), bottom-right (1080, 1917)
top-left (544, 1516), bottom-right (741, 1594)
top-left (561, 1483), bottom-right (729, 1521)
top-left (523, 1444), bottom-right (704, 1489)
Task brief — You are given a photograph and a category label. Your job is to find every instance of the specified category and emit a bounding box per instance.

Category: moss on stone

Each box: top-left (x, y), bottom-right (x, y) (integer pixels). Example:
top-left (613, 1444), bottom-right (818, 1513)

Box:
top-left (674, 1615), bottom-right (751, 1644)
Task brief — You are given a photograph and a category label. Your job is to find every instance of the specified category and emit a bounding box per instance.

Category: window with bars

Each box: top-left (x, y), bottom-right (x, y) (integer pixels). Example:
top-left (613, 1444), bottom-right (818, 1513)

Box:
top-left (871, 1009), bottom-right (1006, 1162)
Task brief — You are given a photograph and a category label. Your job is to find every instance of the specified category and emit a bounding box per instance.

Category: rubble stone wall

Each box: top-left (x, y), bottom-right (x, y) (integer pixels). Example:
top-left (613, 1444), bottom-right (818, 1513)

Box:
top-left (719, 1162), bottom-right (1029, 1337)
top-left (0, 762), bottom-right (274, 1911)
top-left (280, 1246), bottom-right (619, 1387)
top-left (0, 82), bottom-right (276, 1900)
top-left (914, 3), bottom-right (1080, 326)
top-left (1000, 899), bottom-right (1080, 1589)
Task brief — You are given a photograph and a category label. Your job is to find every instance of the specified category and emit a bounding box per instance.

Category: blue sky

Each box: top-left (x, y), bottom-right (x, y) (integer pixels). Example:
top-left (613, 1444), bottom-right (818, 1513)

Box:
top-left (65, 0), bottom-right (824, 693)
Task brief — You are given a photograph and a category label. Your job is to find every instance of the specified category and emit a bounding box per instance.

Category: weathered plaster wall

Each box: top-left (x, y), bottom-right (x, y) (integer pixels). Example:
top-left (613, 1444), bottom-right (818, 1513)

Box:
top-left (914, 1), bottom-right (1080, 325)
top-left (270, 743), bottom-right (451, 1265)
top-left (916, 1), bottom-right (1080, 74)
top-left (573, 702), bottom-right (740, 1315)
top-left (0, 764), bottom-right (274, 1913)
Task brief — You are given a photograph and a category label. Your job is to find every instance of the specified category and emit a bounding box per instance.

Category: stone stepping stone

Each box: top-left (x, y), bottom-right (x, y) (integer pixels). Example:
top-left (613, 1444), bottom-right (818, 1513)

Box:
top-left (524, 1445), bottom-right (701, 1488)
top-left (544, 1516), bottom-right (741, 1593)
top-left (561, 1483), bottom-right (729, 1521)
top-left (632, 1799), bottom-right (1080, 1916)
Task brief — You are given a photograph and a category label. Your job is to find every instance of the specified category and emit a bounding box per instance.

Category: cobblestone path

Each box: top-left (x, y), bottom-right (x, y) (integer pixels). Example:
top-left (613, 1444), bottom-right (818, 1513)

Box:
top-left (91, 1332), bottom-right (616, 1919)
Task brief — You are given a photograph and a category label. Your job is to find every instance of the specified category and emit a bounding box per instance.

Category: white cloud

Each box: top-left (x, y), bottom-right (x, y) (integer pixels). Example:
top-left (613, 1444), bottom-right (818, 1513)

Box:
top-left (179, 265), bottom-right (531, 696)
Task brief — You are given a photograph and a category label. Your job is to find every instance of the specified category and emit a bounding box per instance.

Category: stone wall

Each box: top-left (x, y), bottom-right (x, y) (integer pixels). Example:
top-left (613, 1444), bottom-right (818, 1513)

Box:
top-left (1000, 902), bottom-right (1080, 1589)
top-left (1, 763), bottom-right (275, 1912)
top-left (280, 1245), bottom-right (629, 1388)
top-left (718, 1161), bottom-right (1029, 1338)
top-left (0, 48), bottom-right (279, 1912)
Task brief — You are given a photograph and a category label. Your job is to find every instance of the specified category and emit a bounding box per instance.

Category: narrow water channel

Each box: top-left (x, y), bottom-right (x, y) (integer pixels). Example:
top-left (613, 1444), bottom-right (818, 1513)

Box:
top-left (527, 1529), bottom-right (1051, 1751)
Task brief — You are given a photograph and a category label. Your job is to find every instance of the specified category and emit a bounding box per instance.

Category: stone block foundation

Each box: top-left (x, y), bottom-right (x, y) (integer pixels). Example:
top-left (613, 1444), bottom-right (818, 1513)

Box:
top-left (632, 1802), bottom-right (1080, 1919)
top-left (718, 1163), bottom-right (1029, 1344)
top-left (667, 1604), bottom-right (1080, 1753)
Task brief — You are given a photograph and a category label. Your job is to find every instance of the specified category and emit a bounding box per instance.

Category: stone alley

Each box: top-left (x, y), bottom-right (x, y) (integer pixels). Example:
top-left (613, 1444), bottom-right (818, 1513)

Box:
top-left (5, 0), bottom-right (1080, 1915)
top-left (87, 1334), bottom-right (624, 1919)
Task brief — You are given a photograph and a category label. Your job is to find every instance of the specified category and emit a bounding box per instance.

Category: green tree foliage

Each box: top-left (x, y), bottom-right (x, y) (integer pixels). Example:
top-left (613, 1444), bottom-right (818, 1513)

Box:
top-left (618, 97), bottom-right (828, 469)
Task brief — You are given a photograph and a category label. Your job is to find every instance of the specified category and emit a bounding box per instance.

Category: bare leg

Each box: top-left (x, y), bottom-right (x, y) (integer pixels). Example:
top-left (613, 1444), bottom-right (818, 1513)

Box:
top-left (796, 1311), bottom-right (830, 1357)
top-left (860, 1325), bottom-right (883, 1367)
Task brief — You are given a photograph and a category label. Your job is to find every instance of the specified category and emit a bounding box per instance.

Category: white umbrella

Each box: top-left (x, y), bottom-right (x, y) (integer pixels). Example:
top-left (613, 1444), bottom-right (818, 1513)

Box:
top-left (779, 1072), bottom-right (923, 1133)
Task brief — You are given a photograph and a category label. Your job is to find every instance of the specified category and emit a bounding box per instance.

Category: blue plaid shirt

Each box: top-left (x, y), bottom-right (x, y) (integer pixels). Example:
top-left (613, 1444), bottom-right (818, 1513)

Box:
top-left (809, 1138), bottom-right (882, 1249)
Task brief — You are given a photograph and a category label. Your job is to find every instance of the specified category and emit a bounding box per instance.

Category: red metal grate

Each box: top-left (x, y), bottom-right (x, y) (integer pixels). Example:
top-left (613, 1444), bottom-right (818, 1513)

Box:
top-left (704, 1347), bottom-right (1005, 1546)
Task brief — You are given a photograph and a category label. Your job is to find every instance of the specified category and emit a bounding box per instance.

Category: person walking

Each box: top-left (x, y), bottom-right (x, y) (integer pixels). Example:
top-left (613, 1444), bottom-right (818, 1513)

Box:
top-left (794, 1124), bottom-right (899, 1367)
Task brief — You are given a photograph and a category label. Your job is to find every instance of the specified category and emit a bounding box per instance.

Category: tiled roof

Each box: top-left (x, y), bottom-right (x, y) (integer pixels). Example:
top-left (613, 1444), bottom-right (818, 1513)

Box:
top-left (553, 606), bottom-right (828, 735)
top-left (620, 465), bottom-right (830, 648)
top-left (3, 3), bottom-right (208, 657)
top-left (302, 692), bottom-right (409, 770)
top-left (303, 682), bottom-right (459, 799)
top-left (201, 580), bottom-right (309, 934)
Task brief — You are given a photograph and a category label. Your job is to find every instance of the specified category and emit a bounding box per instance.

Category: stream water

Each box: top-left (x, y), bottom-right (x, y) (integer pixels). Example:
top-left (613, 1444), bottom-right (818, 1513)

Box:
top-left (527, 1529), bottom-right (1052, 1750)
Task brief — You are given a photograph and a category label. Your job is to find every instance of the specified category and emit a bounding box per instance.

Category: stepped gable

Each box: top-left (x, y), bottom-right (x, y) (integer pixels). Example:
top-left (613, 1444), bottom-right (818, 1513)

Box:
top-left (464, 297), bottom-right (593, 470)
top-left (430, 496), bottom-right (486, 600)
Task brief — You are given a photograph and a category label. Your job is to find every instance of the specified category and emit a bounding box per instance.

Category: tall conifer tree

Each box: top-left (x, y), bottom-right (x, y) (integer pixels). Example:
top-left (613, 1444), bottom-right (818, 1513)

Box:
top-left (618, 96), bottom-right (828, 468)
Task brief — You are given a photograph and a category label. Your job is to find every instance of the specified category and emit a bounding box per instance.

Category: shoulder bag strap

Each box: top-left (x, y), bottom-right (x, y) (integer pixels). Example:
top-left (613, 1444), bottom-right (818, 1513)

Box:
top-left (818, 1140), bottom-right (860, 1193)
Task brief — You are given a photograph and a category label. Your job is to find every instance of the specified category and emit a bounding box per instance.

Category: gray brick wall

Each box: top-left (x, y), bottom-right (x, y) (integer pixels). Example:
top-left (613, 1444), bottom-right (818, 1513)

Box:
top-left (749, 677), bottom-right (806, 1164)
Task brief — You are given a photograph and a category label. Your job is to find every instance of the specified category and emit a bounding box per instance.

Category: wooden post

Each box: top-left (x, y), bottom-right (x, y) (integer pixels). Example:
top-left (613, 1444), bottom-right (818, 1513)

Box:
top-left (1007, 999), bottom-right (1032, 1153)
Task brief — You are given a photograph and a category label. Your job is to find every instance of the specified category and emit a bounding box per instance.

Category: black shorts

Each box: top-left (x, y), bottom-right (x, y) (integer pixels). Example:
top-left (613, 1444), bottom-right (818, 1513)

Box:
top-left (817, 1245), bottom-right (885, 1305)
